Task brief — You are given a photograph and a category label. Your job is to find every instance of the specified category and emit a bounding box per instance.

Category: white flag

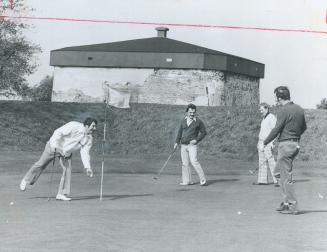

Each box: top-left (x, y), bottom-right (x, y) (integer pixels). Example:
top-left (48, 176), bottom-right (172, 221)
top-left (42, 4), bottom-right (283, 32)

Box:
top-left (107, 87), bottom-right (131, 108)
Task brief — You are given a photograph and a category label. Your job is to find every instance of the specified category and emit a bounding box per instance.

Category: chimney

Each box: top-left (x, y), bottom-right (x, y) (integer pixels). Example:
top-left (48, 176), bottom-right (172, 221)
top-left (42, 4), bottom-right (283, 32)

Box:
top-left (155, 27), bottom-right (169, 38)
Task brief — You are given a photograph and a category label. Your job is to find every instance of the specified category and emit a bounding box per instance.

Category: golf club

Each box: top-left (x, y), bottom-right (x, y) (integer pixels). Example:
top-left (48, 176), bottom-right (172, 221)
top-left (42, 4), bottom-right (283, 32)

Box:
top-left (153, 146), bottom-right (177, 180)
top-left (249, 156), bottom-right (273, 175)
top-left (249, 147), bottom-right (274, 175)
top-left (48, 150), bottom-right (56, 201)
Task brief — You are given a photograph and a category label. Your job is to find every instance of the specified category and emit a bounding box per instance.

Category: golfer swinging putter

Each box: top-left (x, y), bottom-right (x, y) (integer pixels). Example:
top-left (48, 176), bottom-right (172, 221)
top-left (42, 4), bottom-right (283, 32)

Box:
top-left (174, 104), bottom-right (207, 186)
top-left (20, 117), bottom-right (97, 201)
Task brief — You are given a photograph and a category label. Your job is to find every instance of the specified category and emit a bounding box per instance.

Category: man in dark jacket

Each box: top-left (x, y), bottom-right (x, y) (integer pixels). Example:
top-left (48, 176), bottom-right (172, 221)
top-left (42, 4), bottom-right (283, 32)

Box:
top-left (174, 104), bottom-right (207, 186)
top-left (264, 86), bottom-right (307, 214)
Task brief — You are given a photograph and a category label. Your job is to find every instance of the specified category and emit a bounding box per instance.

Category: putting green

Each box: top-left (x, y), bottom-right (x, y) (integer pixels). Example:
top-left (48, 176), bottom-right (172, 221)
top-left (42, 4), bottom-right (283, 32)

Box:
top-left (1, 170), bottom-right (327, 252)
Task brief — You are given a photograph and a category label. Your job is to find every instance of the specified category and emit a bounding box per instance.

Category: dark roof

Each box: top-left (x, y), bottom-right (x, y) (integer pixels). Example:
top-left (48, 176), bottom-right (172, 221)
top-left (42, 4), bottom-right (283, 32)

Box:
top-left (51, 36), bottom-right (265, 78)
top-left (53, 37), bottom-right (229, 56)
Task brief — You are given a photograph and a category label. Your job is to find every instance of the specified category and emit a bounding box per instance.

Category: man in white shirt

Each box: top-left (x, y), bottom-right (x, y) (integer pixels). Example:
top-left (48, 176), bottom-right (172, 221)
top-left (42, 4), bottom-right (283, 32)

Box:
top-left (253, 103), bottom-right (278, 186)
top-left (20, 117), bottom-right (97, 201)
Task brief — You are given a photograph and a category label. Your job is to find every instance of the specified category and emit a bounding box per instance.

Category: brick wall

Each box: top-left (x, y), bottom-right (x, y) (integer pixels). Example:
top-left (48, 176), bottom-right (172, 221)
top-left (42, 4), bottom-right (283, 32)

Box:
top-left (223, 73), bottom-right (260, 106)
top-left (52, 67), bottom-right (260, 107)
top-left (137, 69), bottom-right (225, 106)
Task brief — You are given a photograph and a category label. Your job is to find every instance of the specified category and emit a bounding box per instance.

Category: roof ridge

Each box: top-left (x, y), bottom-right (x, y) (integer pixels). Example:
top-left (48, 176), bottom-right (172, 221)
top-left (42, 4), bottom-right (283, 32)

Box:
top-left (51, 37), bottom-right (225, 55)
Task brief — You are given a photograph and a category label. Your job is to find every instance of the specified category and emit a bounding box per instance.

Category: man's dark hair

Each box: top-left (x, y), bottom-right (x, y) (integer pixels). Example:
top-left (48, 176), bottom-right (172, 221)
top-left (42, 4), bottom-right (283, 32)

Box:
top-left (186, 103), bottom-right (197, 112)
top-left (83, 117), bottom-right (98, 126)
top-left (274, 86), bottom-right (290, 100)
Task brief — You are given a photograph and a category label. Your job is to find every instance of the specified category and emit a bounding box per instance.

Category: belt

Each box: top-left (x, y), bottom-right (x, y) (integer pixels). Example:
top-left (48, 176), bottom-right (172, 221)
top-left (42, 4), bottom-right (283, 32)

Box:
top-left (279, 138), bottom-right (299, 142)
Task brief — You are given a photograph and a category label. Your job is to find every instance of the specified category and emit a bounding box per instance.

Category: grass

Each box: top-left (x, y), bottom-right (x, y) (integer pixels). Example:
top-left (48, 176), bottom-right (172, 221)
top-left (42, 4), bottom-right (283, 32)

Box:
top-left (2, 169), bottom-right (327, 252)
top-left (0, 101), bottom-right (325, 161)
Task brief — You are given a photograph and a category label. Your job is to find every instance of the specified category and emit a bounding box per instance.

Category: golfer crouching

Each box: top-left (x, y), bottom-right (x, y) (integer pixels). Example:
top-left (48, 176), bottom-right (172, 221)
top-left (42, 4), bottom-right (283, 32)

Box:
top-left (19, 117), bottom-right (97, 201)
top-left (174, 104), bottom-right (207, 186)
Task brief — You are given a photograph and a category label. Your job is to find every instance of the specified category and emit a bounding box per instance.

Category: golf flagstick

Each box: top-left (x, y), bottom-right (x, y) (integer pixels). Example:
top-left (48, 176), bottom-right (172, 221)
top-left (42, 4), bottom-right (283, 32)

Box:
top-left (100, 86), bottom-right (110, 201)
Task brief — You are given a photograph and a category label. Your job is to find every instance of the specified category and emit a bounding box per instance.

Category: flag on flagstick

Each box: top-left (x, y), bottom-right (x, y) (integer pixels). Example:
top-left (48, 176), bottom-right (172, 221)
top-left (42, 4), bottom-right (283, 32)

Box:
top-left (107, 86), bottom-right (131, 109)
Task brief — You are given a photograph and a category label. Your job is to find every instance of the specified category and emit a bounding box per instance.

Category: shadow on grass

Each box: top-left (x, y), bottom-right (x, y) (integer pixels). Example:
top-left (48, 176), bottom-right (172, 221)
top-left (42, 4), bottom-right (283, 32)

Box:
top-left (293, 179), bottom-right (311, 183)
top-left (206, 178), bottom-right (239, 186)
top-left (300, 210), bottom-right (327, 214)
top-left (175, 188), bottom-right (193, 192)
top-left (173, 178), bottom-right (239, 188)
top-left (31, 194), bottom-right (153, 201)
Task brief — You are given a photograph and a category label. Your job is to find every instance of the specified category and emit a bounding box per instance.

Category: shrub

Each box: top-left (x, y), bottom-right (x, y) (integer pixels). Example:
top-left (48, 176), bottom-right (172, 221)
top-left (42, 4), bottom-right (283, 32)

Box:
top-left (30, 75), bottom-right (53, 101)
top-left (316, 98), bottom-right (327, 109)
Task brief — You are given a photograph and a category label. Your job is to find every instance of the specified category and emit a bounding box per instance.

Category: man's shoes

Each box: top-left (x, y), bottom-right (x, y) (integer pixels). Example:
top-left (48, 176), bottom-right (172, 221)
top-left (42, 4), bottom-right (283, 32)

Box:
top-left (56, 194), bottom-right (72, 201)
top-left (20, 179), bottom-right (27, 191)
top-left (179, 181), bottom-right (194, 186)
top-left (200, 179), bottom-right (207, 186)
top-left (252, 182), bottom-right (267, 185)
top-left (276, 203), bottom-right (289, 212)
top-left (279, 204), bottom-right (299, 215)
top-left (274, 183), bottom-right (280, 187)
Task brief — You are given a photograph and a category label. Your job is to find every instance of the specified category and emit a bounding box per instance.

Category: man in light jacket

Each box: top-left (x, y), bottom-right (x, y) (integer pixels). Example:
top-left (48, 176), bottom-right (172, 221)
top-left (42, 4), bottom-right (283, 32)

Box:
top-left (20, 117), bottom-right (97, 201)
top-left (254, 102), bottom-right (278, 186)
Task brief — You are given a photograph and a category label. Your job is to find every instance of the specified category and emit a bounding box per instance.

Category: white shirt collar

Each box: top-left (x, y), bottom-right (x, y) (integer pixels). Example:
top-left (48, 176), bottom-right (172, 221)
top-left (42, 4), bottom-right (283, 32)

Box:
top-left (185, 116), bottom-right (196, 121)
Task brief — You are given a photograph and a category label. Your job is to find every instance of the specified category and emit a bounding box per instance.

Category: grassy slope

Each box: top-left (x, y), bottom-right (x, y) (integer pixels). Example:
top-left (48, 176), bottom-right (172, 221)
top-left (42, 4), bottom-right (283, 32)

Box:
top-left (0, 101), bottom-right (324, 161)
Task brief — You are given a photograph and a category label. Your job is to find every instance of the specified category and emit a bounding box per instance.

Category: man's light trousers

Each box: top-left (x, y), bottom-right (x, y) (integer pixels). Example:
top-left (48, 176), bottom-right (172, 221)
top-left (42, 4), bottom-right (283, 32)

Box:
top-left (275, 141), bottom-right (300, 210)
top-left (181, 144), bottom-right (206, 184)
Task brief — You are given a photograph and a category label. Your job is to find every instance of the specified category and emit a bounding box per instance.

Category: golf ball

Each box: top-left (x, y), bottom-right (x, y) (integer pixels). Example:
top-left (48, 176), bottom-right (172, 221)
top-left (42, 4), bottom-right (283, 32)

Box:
top-left (237, 211), bottom-right (242, 215)
top-left (10, 202), bottom-right (14, 205)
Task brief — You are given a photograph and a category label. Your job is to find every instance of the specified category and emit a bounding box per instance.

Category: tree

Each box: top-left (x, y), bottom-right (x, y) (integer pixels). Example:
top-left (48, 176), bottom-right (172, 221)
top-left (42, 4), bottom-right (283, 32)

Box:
top-left (0, 0), bottom-right (41, 97)
top-left (30, 75), bottom-right (53, 101)
top-left (316, 98), bottom-right (327, 109)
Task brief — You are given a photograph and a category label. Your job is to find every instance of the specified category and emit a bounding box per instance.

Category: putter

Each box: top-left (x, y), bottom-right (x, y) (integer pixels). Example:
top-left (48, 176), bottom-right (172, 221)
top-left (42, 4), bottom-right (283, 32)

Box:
top-left (249, 148), bottom-right (274, 175)
top-left (153, 146), bottom-right (177, 180)
top-left (48, 150), bottom-right (56, 201)
top-left (249, 157), bottom-right (271, 175)
top-left (249, 165), bottom-right (260, 175)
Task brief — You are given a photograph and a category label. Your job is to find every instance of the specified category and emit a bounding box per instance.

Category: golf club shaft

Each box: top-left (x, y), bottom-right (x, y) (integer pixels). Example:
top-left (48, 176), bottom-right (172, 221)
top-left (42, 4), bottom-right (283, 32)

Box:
top-left (48, 150), bottom-right (56, 200)
top-left (250, 154), bottom-right (274, 175)
top-left (157, 154), bottom-right (173, 176)
top-left (154, 148), bottom-right (177, 178)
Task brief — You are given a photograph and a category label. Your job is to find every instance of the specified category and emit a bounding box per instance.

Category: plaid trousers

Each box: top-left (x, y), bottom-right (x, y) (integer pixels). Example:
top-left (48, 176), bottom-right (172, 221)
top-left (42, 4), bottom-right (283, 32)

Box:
top-left (257, 142), bottom-right (277, 184)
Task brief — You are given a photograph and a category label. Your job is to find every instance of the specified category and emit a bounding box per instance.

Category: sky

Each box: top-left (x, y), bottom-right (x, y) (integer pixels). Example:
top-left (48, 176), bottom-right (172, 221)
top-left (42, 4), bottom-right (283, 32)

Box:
top-left (5, 0), bottom-right (327, 108)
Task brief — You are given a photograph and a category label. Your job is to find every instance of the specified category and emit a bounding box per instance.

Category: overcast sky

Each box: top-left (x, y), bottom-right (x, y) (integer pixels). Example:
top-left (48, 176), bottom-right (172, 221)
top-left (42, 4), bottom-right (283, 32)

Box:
top-left (10, 0), bottom-right (327, 108)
